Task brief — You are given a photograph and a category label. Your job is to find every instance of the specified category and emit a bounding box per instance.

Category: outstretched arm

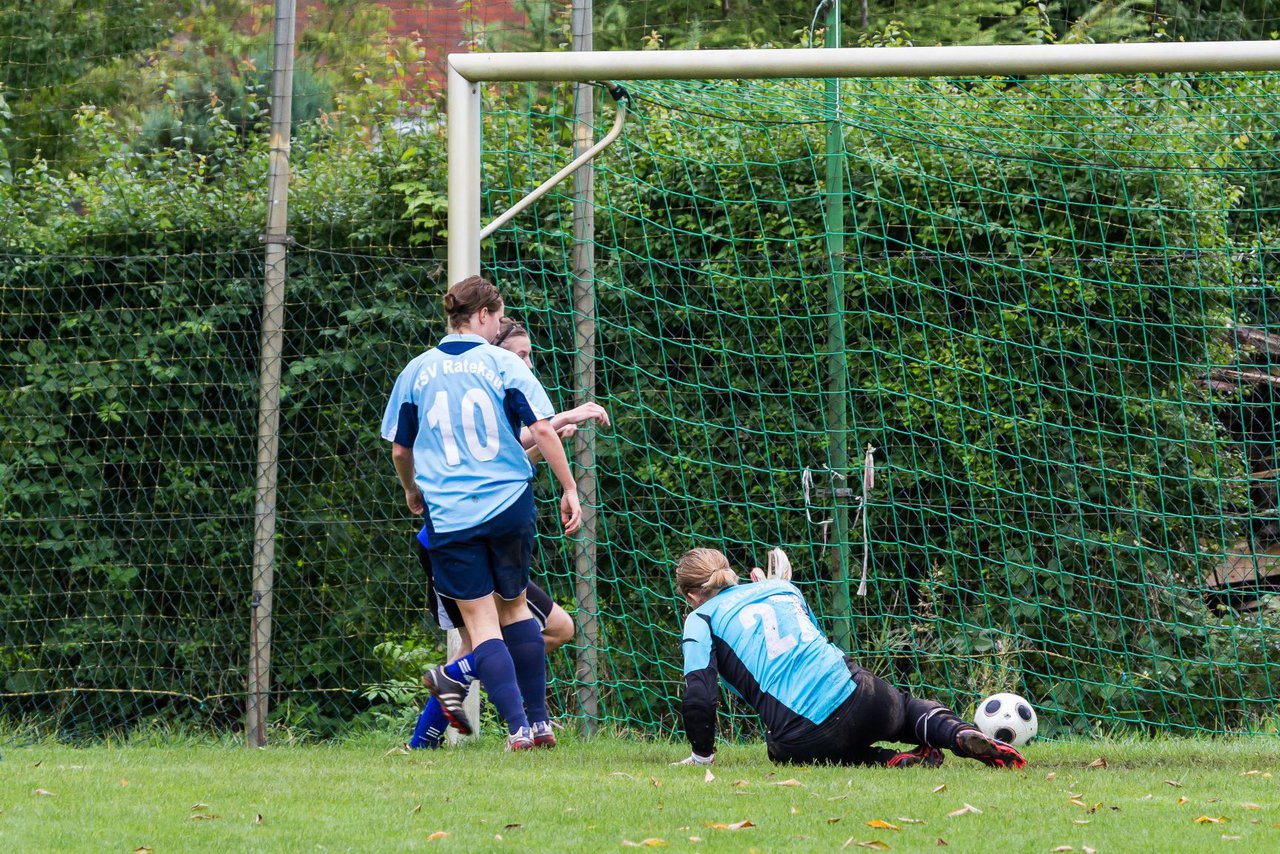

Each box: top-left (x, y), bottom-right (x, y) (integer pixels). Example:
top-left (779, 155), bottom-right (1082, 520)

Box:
top-left (522, 401), bottom-right (611, 462)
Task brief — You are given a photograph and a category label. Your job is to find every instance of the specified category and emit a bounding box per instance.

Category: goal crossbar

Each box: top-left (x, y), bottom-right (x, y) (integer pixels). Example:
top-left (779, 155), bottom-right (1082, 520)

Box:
top-left (447, 40), bottom-right (1280, 283)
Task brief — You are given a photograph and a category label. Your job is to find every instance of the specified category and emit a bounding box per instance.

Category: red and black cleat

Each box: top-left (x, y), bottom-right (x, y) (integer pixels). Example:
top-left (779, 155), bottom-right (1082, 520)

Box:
top-left (954, 729), bottom-right (1027, 769)
top-left (422, 666), bottom-right (473, 736)
top-left (886, 745), bottom-right (945, 769)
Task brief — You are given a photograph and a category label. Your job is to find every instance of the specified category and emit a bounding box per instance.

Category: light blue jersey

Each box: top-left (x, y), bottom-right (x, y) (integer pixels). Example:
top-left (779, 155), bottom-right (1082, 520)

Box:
top-left (682, 580), bottom-right (854, 730)
top-left (382, 333), bottom-right (555, 533)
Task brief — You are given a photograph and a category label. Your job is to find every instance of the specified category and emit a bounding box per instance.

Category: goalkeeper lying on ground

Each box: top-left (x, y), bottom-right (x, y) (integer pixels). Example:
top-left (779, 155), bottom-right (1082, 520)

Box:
top-left (674, 547), bottom-right (1026, 769)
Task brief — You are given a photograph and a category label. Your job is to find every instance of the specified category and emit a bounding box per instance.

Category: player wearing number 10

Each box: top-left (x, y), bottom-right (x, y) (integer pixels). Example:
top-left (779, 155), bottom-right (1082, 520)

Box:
top-left (383, 275), bottom-right (581, 751)
top-left (675, 548), bottom-right (1026, 769)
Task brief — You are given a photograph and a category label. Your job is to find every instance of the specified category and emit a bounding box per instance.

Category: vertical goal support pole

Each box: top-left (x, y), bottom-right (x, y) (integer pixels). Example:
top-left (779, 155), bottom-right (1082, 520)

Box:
top-left (248, 0), bottom-right (296, 749)
top-left (822, 0), bottom-right (855, 651)
top-left (445, 63), bottom-right (484, 741)
top-left (570, 0), bottom-right (602, 736)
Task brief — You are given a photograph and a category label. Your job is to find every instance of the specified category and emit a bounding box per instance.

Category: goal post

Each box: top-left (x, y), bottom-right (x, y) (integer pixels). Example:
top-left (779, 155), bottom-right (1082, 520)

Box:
top-left (446, 41), bottom-right (1280, 736)
top-left (448, 40), bottom-right (1280, 284)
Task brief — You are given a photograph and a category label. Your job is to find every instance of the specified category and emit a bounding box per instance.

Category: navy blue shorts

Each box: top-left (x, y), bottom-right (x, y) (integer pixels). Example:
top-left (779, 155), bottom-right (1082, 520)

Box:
top-left (416, 537), bottom-right (555, 632)
top-left (426, 485), bottom-right (535, 601)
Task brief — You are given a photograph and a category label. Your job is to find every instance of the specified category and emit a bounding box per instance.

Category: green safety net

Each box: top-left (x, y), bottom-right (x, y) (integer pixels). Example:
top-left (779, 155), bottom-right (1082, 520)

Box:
top-left (480, 72), bottom-right (1280, 737)
top-left (6, 68), bottom-right (1280, 741)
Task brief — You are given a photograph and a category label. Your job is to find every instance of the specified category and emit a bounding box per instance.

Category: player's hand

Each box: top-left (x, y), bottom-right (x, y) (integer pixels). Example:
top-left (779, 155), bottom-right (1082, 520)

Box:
top-left (559, 401), bottom-right (610, 428)
top-left (671, 752), bottom-right (714, 766)
top-left (404, 488), bottom-right (424, 515)
top-left (556, 423), bottom-right (579, 441)
top-left (561, 488), bottom-right (582, 535)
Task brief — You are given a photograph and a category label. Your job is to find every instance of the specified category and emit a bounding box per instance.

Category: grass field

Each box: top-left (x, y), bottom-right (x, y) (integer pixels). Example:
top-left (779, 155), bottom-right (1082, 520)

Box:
top-left (1, 733), bottom-right (1278, 852)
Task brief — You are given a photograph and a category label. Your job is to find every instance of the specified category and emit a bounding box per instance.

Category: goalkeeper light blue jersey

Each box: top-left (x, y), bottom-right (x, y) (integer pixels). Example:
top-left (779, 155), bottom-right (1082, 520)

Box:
top-left (381, 333), bottom-right (555, 533)
top-left (682, 580), bottom-right (855, 730)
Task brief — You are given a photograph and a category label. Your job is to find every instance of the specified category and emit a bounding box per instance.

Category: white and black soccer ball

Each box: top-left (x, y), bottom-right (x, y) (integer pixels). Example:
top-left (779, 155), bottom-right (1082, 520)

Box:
top-left (974, 692), bottom-right (1037, 746)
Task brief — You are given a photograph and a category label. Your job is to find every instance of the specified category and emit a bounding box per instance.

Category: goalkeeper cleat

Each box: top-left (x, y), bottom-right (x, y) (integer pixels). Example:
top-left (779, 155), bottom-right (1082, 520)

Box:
top-left (506, 726), bottom-right (535, 751)
top-left (531, 720), bottom-right (557, 748)
top-left (422, 666), bottom-right (473, 736)
top-left (886, 745), bottom-right (944, 769)
top-left (954, 729), bottom-right (1027, 769)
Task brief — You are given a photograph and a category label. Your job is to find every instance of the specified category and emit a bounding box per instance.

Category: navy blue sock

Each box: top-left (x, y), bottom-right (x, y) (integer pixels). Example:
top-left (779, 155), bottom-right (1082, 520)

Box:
top-left (472, 638), bottom-right (528, 734)
top-left (503, 618), bottom-right (548, 723)
top-left (443, 654), bottom-right (476, 686)
top-left (409, 697), bottom-right (448, 749)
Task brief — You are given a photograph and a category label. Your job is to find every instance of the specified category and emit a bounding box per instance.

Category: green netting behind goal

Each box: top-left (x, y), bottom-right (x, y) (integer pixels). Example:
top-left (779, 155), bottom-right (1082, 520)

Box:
top-left (480, 71), bottom-right (1280, 737)
top-left (7, 67), bottom-right (1280, 742)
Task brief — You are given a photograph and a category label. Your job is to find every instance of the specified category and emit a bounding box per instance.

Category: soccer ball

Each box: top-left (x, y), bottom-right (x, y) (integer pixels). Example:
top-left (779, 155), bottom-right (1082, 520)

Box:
top-left (974, 692), bottom-right (1037, 746)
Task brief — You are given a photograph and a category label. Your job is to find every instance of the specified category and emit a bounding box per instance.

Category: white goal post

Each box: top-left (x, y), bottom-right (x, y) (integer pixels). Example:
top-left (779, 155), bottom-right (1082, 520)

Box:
top-left (440, 39), bottom-right (1280, 737)
top-left (447, 39), bottom-right (1280, 285)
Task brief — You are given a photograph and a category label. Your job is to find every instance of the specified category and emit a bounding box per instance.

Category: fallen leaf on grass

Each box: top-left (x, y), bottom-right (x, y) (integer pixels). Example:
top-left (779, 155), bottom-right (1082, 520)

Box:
top-left (704, 770), bottom-right (715, 783)
top-left (33, 789), bottom-right (54, 797)
top-left (1222, 835), bottom-right (1242, 841)
top-left (946, 804), bottom-right (982, 818)
top-left (1241, 803), bottom-right (1261, 810)
top-left (1176, 797), bottom-right (1189, 805)
top-left (255, 814), bottom-right (263, 825)
top-left (1051, 847), bottom-right (1074, 853)
top-left (410, 804), bottom-right (422, 815)
top-left (621, 839), bottom-right (667, 847)
top-left (790, 806), bottom-right (799, 816)
top-left (650, 777), bottom-right (662, 787)
top-left (842, 840), bottom-right (892, 851)
top-left (1083, 847), bottom-right (1097, 854)
top-left (1072, 820), bottom-right (1090, 826)
top-left (1240, 770), bottom-right (1260, 777)
top-left (503, 823), bottom-right (523, 830)
top-left (1194, 815), bottom-right (1228, 824)
top-left (1164, 779), bottom-right (1183, 788)
top-left (609, 772), bottom-right (637, 780)
top-left (773, 779), bottom-right (803, 788)
top-left (190, 803), bottom-right (210, 812)
top-left (732, 780), bottom-right (749, 788)
top-left (1086, 757), bottom-right (1108, 770)
top-left (935, 839), bottom-right (948, 847)
top-left (827, 817), bottom-right (841, 825)
top-left (687, 837), bottom-right (703, 843)
top-left (1068, 798), bottom-right (1087, 809)
top-left (931, 784), bottom-right (946, 794)
top-left (384, 745), bottom-right (409, 756)
top-left (896, 817), bottom-right (924, 825)
top-left (426, 831), bottom-right (449, 842)
top-left (866, 819), bottom-right (899, 831)
top-left (1045, 772), bottom-right (1057, 781)
top-left (120, 779), bottom-right (129, 787)
top-left (705, 820), bottom-right (755, 831)
top-left (132, 848), bottom-right (152, 854)
top-left (189, 814), bottom-right (219, 821)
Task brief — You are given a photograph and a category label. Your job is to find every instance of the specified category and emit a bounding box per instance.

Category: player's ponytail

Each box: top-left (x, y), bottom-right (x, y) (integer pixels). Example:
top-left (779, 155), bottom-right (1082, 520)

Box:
top-left (443, 275), bottom-right (504, 331)
top-left (676, 548), bottom-right (739, 598)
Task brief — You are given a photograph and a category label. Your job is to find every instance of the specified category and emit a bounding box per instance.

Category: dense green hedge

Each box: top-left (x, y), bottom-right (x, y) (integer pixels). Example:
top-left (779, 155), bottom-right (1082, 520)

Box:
top-left (5, 70), bottom-right (1280, 738)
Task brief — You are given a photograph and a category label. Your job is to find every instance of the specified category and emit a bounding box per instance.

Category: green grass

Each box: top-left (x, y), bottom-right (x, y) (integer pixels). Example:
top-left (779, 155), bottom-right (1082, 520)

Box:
top-left (1, 734), bottom-right (1279, 852)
